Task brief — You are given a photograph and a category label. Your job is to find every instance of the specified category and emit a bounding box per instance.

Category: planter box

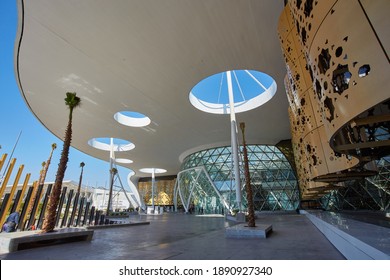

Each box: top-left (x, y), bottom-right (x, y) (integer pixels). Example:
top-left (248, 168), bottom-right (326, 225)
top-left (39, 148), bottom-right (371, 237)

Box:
top-left (0, 228), bottom-right (93, 253)
top-left (225, 223), bottom-right (272, 239)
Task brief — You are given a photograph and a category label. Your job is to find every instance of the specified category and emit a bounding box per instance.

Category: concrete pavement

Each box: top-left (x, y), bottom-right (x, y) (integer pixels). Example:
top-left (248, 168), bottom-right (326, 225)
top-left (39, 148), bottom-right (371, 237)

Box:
top-left (0, 212), bottom-right (345, 260)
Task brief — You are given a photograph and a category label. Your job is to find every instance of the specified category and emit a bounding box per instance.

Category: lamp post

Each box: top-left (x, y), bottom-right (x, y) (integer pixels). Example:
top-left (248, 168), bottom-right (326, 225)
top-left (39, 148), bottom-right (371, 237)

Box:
top-left (77, 162), bottom-right (85, 194)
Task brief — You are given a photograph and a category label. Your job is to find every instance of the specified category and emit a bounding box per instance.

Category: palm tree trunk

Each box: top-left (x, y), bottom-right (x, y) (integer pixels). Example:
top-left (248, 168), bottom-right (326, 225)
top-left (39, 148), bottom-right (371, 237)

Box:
top-left (240, 122), bottom-right (256, 227)
top-left (28, 144), bottom-right (56, 219)
top-left (27, 164), bottom-right (44, 217)
top-left (41, 111), bottom-right (73, 232)
top-left (39, 145), bottom-right (56, 185)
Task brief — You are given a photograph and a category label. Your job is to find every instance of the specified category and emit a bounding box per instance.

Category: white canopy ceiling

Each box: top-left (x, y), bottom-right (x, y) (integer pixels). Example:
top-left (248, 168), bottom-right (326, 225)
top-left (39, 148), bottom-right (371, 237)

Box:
top-left (15, 0), bottom-right (291, 179)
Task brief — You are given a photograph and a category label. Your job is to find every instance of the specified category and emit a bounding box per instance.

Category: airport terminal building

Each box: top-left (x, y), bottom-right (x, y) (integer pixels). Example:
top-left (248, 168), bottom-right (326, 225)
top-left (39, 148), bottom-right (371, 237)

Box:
top-left (14, 1), bottom-right (389, 215)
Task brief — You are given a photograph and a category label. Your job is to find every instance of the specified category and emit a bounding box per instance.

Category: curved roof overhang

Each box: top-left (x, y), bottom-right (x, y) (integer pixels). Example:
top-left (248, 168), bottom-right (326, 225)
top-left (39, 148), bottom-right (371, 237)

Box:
top-left (15, 0), bottom-right (290, 179)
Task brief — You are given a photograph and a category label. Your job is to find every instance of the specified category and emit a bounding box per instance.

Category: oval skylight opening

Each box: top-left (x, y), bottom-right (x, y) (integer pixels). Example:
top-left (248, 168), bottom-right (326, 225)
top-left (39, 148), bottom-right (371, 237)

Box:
top-left (139, 168), bottom-right (167, 174)
top-left (115, 158), bottom-right (133, 164)
top-left (189, 70), bottom-right (277, 114)
top-left (114, 111), bottom-right (151, 127)
top-left (88, 137), bottom-right (135, 151)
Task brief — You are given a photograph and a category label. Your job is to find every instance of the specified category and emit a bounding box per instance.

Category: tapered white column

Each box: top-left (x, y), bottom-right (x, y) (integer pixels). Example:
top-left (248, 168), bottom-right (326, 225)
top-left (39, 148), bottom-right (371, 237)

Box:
top-left (140, 168), bottom-right (166, 214)
top-left (108, 137), bottom-right (114, 212)
top-left (151, 168), bottom-right (155, 211)
top-left (226, 71), bottom-right (242, 211)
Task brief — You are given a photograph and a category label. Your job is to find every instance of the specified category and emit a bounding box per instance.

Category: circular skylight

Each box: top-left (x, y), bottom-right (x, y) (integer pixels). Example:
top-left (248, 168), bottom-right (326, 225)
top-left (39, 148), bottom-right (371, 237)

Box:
top-left (88, 137), bottom-right (135, 151)
top-left (114, 111), bottom-right (151, 127)
top-left (115, 158), bottom-right (133, 164)
top-left (139, 168), bottom-right (167, 174)
top-left (189, 70), bottom-right (277, 114)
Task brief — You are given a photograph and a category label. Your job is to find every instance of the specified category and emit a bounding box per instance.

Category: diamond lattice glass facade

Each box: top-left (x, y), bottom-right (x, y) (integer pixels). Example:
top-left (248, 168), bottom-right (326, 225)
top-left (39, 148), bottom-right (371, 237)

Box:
top-left (321, 156), bottom-right (390, 211)
top-left (175, 145), bottom-right (300, 214)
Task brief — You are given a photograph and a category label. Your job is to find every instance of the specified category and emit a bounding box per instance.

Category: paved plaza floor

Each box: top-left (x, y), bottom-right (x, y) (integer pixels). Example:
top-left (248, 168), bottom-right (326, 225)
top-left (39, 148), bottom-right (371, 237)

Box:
top-left (0, 212), bottom-right (345, 260)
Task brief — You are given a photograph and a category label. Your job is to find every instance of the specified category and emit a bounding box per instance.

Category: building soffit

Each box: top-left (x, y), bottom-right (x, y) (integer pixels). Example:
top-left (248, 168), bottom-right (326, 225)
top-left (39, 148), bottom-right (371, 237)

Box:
top-left (15, 0), bottom-right (291, 179)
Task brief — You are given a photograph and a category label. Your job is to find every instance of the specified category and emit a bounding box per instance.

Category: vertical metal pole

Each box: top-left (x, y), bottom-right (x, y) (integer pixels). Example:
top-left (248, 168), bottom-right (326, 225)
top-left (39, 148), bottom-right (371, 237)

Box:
top-left (226, 71), bottom-right (242, 211)
top-left (0, 164), bottom-right (24, 227)
top-left (68, 192), bottom-right (80, 227)
top-left (15, 173), bottom-right (31, 213)
top-left (61, 189), bottom-right (74, 228)
top-left (18, 186), bottom-right (33, 231)
top-left (0, 154), bottom-right (7, 174)
top-left (0, 194), bottom-right (10, 224)
top-left (89, 206), bottom-right (95, 226)
top-left (11, 190), bottom-right (22, 213)
top-left (94, 210), bottom-right (100, 225)
top-left (37, 184), bottom-right (53, 229)
top-left (107, 138), bottom-right (114, 214)
top-left (82, 202), bottom-right (90, 226)
top-left (0, 131), bottom-right (21, 184)
top-left (55, 187), bottom-right (68, 227)
top-left (0, 158), bottom-right (16, 201)
top-left (152, 169), bottom-right (155, 212)
top-left (27, 184), bottom-right (44, 229)
top-left (75, 197), bottom-right (85, 226)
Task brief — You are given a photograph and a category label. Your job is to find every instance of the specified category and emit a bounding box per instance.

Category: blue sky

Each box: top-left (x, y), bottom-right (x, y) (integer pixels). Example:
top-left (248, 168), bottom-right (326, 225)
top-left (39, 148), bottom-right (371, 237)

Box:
top-left (0, 1), bottom-right (130, 189)
top-left (192, 70), bottom-right (275, 104)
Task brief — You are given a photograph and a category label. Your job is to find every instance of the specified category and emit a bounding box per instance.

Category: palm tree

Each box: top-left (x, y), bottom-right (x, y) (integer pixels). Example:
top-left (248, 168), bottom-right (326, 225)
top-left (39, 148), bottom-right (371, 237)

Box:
top-left (41, 92), bottom-right (81, 233)
top-left (240, 122), bottom-right (256, 227)
top-left (27, 161), bottom-right (46, 216)
top-left (28, 143), bottom-right (57, 224)
top-left (39, 143), bottom-right (57, 185)
top-left (68, 161), bottom-right (85, 227)
top-left (106, 167), bottom-right (117, 215)
top-left (38, 161), bottom-right (47, 184)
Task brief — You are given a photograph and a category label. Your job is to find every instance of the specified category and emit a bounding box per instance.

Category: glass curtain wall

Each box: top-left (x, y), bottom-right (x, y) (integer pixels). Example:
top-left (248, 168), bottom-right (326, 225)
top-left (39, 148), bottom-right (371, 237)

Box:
top-left (176, 145), bottom-right (299, 214)
top-left (321, 156), bottom-right (390, 211)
